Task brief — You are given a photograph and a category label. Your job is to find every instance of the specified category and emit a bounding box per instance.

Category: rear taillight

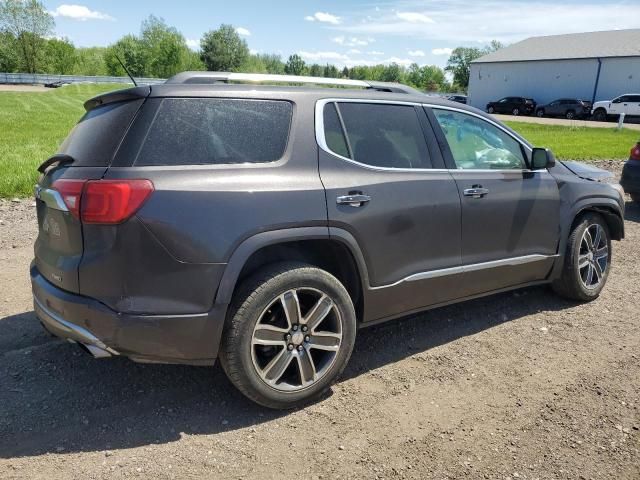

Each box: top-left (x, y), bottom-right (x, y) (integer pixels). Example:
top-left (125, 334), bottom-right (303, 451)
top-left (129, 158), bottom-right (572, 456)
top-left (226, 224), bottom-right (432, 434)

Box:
top-left (631, 143), bottom-right (640, 161)
top-left (51, 179), bottom-right (154, 224)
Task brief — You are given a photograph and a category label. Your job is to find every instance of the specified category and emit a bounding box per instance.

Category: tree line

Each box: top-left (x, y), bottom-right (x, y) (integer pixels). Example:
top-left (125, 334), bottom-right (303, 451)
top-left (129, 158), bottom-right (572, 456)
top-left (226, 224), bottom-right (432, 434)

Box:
top-left (0, 0), bottom-right (502, 91)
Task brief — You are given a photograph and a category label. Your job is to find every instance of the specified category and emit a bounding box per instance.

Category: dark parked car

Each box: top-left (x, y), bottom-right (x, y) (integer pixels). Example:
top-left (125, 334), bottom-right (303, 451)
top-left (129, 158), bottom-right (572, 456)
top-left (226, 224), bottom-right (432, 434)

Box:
top-left (447, 94), bottom-right (467, 104)
top-left (536, 99), bottom-right (592, 119)
top-left (620, 140), bottom-right (640, 203)
top-left (486, 97), bottom-right (536, 116)
top-left (32, 72), bottom-right (624, 409)
top-left (44, 81), bottom-right (71, 88)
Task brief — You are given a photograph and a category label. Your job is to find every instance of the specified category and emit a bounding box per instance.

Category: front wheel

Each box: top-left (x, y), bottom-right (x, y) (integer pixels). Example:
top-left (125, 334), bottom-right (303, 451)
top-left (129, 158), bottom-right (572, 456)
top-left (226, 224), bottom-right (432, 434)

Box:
top-left (552, 213), bottom-right (611, 301)
top-left (536, 109), bottom-right (545, 117)
top-left (487, 106), bottom-right (495, 114)
top-left (592, 109), bottom-right (607, 122)
top-left (219, 262), bottom-right (357, 409)
top-left (512, 108), bottom-right (520, 116)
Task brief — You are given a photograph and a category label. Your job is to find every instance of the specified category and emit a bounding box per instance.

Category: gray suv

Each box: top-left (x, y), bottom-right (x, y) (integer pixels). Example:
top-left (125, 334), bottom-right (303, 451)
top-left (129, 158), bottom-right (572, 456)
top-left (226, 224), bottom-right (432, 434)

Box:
top-left (31, 72), bottom-right (624, 408)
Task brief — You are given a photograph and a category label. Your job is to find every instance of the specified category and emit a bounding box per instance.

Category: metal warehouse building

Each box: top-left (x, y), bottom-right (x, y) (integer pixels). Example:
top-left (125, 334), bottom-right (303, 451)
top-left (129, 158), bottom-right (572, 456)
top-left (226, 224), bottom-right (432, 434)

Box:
top-left (468, 29), bottom-right (640, 110)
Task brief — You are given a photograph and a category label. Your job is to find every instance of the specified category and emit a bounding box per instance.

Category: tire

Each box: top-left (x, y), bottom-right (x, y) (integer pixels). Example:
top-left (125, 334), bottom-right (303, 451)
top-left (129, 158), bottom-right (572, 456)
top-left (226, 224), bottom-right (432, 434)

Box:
top-left (593, 109), bottom-right (607, 122)
top-left (536, 109), bottom-right (545, 117)
top-left (552, 213), bottom-right (611, 301)
top-left (219, 262), bottom-right (357, 409)
top-left (512, 108), bottom-right (520, 116)
top-left (565, 110), bottom-right (575, 119)
top-left (487, 106), bottom-right (495, 114)
top-left (631, 193), bottom-right (640, 203)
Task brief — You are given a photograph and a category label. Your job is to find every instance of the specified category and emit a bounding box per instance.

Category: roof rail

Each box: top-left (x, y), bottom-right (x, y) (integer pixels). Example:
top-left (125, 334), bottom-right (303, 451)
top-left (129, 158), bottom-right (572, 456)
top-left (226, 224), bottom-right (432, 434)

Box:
top-left (164, 71), bottom-right (422, 95)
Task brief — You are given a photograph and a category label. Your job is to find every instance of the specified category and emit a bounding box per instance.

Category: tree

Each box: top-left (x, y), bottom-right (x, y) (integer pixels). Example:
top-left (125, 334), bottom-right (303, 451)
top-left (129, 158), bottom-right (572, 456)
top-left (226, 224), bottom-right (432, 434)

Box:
top-left (284, 54), bottom-right (305, 75)
top-left (105, 35), bottom-right (148, 77)
top-left (0, 30), bottom-right (20, 72)
top-left (74, 47), bottom-right (108, 75)
top-left (0, 0), bottom-right (54, 73)
top-left (240, 53), bottom-right (267, 73)
top-left (308, 63), bottom-right (323, 77)
top-left (323, 64), bottom-right (339, 78)
top-left (44, 38), bottom-right (76, 74)
top-left (258, 53), bottom-right (285, 74)
top-left (380, 63), bottom-right (402, 82)
top-left (341, 66), bottom-right (349, 78)
top-left (200, 24), bottom-right (249, 71)
top-left (140, 15), bottom-right (191, 78)
top-left (445, 47), bottom-right (483, 89)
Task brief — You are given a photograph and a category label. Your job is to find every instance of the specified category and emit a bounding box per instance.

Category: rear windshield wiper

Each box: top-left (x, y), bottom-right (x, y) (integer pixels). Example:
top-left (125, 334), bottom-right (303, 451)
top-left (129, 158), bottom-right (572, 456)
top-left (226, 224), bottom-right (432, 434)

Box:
top-left (37, 154), bottom-right (74, 173)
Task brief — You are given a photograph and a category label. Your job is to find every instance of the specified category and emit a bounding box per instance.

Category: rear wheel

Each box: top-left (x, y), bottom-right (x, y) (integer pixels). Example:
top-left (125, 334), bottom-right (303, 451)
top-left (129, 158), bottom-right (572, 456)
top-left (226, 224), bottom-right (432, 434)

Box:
top-left (565, 110), bottom-right (576, 119)
top-left (487, 106), bottom-right (495, 114)
top-left (512, 108), bottom-right (520, 116)
top-left (552, 213), bottom-right (611, 301)
top-left (536, 109), bottom-right (545, 117)
top-left (219, 262), bottom-right (357, 409)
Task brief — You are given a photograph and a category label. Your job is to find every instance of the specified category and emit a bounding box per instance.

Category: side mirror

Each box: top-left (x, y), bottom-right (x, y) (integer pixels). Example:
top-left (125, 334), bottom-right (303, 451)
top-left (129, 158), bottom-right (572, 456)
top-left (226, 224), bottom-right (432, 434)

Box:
top-left (531, 147), bottom-right (556, 170)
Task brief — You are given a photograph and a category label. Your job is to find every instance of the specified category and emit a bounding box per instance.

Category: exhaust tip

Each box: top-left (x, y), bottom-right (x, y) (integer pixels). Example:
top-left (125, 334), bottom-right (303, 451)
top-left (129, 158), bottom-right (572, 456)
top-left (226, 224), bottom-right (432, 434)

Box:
top-left (78, 343), bottom-right (113, 359)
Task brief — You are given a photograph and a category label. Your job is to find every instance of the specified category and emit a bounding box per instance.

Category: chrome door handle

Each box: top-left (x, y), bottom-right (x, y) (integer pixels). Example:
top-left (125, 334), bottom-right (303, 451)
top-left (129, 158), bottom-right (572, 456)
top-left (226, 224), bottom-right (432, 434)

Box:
top-left (463, 187), bottom-right (489, 198)
top-left (336, 194), bottom-right (371, 207)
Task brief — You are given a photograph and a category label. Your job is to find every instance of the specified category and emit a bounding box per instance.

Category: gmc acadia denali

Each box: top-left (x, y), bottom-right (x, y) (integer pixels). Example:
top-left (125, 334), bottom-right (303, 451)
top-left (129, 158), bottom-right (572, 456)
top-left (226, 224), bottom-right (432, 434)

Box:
top-left (31, 72), bottom-right (625, 408)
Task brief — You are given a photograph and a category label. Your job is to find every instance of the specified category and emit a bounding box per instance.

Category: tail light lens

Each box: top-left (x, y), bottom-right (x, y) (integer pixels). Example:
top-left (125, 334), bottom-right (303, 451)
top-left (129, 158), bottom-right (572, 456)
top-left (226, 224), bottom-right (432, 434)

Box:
top-left (631, 143), bottom-right (640, 161)
top-left (51, 179), bottom-right (154, 224)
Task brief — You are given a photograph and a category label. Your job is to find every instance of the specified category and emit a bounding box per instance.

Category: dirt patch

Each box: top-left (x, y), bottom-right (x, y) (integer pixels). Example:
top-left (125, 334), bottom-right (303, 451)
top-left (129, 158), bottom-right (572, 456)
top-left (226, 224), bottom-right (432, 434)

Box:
top-left (0, 84), bottom-right (50, 93)
top-left (0, 167), bottom-right (638, 479)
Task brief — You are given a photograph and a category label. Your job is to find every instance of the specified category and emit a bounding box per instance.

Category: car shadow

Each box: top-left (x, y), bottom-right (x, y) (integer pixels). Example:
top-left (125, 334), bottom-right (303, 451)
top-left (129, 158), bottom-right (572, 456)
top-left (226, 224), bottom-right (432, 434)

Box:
top-left (624, 200), bottom-right (640, 223)
top-left (0, 285), bottom-right (576, 459)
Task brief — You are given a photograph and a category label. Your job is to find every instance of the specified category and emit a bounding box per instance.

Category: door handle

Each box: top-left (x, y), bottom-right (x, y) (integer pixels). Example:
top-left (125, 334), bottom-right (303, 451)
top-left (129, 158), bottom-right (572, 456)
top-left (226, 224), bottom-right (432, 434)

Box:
top-left (463, 187), bottom-right (489, 198)
top-left (336, 193), bottom-right (371, 207)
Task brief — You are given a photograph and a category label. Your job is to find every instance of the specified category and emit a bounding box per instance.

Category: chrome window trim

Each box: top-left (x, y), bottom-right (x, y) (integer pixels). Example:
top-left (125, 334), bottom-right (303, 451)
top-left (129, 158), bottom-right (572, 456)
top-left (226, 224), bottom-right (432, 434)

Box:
top-left (369, 254), bottom-right (558, 290)
top-left (315, 98), bottom-right (535, 174)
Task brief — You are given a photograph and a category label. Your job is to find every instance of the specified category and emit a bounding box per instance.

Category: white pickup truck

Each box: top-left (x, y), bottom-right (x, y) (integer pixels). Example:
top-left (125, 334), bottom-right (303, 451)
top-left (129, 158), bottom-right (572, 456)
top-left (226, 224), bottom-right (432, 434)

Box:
top-left (592, 94), bottom-right (640, 121)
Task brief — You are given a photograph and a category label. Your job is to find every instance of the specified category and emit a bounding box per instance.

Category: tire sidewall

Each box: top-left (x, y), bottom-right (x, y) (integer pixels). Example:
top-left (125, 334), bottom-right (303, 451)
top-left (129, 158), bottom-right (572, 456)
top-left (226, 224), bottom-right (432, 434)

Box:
top-left (512, 108), bottom-right (519, 116)
top-left (226, 267), bottom-right (356, 408)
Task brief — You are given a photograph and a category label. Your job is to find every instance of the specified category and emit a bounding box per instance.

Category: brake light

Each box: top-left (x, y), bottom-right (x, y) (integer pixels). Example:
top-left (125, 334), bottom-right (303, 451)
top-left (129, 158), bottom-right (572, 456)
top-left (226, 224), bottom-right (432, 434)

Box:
top-left (82, 180), bottom-right (154, 224)
top-left (51, 179), bottom-right (85, 219)
top-left (631, 143), bottom-right (640, 161)
top-left (51, 179), bottom-right (154, 224)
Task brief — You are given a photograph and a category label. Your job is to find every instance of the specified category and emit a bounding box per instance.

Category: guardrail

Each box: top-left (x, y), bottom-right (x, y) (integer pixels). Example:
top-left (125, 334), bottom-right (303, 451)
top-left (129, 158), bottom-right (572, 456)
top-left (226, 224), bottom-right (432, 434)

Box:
top-left (0, 72), bottom-right (166, 85)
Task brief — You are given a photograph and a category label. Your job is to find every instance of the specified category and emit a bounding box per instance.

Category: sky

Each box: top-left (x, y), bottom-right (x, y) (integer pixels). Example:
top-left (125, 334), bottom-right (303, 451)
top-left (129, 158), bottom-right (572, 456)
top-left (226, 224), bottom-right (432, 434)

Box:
top-left (43, 0), bottom-right (640, 68)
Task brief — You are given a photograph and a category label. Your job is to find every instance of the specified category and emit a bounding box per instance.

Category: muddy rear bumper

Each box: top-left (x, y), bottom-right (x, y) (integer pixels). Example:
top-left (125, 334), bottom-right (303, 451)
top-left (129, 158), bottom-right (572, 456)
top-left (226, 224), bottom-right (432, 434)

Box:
top-left (31, 263), bottom-right (226, 365)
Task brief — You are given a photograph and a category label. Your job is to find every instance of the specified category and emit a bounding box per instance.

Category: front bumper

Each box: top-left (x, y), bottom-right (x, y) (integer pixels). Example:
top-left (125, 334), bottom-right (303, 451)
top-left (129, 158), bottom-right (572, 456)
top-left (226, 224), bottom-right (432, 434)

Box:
top-left (620, 159), bottom-right (640, 194)
top-left (31, 264), bottom-right (227, 365)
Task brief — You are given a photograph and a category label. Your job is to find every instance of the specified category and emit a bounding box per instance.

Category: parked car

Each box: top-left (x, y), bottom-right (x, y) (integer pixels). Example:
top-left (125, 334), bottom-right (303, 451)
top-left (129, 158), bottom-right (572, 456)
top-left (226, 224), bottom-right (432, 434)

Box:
top-left (32, 72), bottom-right (624, 409)
top-left (620, 140), bottom-right (640, 203)
top-left (592, 94), bottom-right (640, 121)
top-left (486, 97), bottom-right (536, 116)
top-left (44, 81), bottom-right (71, 88)
top-left (447, 94), bottom-right (467, 104)
top-left (535, 99), bottom-right (592, 119)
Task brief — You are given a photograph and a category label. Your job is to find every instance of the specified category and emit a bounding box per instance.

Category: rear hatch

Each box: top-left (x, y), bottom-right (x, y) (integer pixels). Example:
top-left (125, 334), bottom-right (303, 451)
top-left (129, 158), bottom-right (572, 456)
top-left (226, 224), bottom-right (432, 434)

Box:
top-left (34, 87), bottom-right (148, 293)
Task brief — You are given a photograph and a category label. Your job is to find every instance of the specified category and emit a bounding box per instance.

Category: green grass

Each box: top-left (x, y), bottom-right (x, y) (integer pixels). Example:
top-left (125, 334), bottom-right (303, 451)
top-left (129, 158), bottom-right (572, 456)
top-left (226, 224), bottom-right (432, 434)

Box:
top-left (0, 83), bottom-right (125, 198)
top-left (505, 121), bottom-right (638, 161)
top-left (0, 86), bottom-right (637, 197)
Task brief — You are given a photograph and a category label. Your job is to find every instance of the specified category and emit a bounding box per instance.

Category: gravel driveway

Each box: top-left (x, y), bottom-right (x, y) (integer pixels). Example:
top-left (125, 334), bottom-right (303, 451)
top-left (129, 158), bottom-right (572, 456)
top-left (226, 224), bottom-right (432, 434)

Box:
top-left (1, 162), bottom-right (638, 479)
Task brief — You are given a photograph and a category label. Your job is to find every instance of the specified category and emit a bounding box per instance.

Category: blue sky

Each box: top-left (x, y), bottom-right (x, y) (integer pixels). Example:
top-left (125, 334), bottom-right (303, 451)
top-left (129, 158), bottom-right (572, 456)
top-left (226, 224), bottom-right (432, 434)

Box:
top-left (44, 1), bottom-right (640, 68)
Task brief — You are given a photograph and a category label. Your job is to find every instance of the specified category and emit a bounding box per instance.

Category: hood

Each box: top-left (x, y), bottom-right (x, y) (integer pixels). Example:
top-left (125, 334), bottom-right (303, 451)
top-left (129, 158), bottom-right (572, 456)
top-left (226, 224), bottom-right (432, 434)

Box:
top-left (592, 100), bottom-right (609, 108)
top-left (560, 161), bottom-right (615, 182)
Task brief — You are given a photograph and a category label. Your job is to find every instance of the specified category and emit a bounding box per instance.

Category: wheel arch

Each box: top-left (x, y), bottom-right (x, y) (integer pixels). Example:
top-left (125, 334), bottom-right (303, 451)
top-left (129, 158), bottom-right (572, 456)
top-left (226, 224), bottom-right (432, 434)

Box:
top-left (215, 227), bottom-right (370, 322)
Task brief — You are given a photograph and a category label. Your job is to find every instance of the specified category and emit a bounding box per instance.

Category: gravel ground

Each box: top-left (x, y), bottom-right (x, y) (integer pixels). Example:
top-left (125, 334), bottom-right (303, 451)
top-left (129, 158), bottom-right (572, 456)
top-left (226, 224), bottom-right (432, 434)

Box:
top-left (0, 161), bottom-right (638, 479)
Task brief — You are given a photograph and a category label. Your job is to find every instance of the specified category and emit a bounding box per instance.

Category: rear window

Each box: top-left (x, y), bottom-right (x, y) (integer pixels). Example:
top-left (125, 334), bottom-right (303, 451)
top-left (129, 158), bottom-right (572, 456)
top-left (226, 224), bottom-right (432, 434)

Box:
top-left (59, 100), bottom-right (143, 166)
top-left (134, 98), bottom-right (292, 166)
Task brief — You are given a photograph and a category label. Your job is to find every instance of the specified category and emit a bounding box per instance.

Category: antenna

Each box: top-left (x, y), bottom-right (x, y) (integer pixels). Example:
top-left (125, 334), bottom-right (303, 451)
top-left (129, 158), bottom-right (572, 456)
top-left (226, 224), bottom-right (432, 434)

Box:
top-left (115, 53), bottom-right (138, 86)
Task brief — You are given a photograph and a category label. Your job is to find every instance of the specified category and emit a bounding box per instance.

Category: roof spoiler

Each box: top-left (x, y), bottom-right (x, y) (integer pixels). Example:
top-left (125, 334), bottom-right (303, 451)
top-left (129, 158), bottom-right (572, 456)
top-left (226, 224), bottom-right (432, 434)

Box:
top-left (164, 72), bottom-right (422, 95)
top-left (83, 85), bottom-right (151, 112)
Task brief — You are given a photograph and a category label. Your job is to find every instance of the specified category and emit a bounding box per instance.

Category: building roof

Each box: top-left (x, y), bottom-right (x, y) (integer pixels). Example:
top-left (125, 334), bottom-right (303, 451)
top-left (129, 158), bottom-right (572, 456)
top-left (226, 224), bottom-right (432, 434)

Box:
top-left (473, 29), bottom-right (640, 63)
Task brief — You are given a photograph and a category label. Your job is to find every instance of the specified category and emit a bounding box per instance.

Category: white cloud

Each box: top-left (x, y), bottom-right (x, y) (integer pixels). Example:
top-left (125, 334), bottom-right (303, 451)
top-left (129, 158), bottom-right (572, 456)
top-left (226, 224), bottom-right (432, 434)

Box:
top-left (408, 49), bottom-right (426, 57)
top-left (368, 50), bottom-right (385, 55)
top-left (186, 38), bottom-right (199, 50)
top-left (235, 27), bottom-right (251, 36)
top-left (396, 12), bottom-right (435, 24)
top-left (298, 50), bottom-right (415, 68)
top-left (348, 49), bottom-right (362, 54)
top-left (298, 51), bottom-right (349, 62)
top-left (384, 56), bottom-right (414, 66)
top-left (305, 12), bottom-right (341, 25)
top-left (331, 35), bottom-right (371, 47)
top-left (50, 4), bottom-right (114, 21)
top-left (432, 47), bottom-right (453, 56)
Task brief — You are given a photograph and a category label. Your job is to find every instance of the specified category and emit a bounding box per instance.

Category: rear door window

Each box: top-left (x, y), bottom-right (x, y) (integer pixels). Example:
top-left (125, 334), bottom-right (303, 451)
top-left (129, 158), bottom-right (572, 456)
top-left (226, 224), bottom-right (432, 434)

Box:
top-left (58, 100), bottom-right (143, 166)
top-left (325, 102), bottom-right (431, 169)
top-left (135, 98), bottom-right (292, 166)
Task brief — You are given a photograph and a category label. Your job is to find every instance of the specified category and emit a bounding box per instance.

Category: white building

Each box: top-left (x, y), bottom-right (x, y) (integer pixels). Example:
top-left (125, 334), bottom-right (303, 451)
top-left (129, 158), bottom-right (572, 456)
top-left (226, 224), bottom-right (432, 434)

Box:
top-left (468, 29), bottom-right (640, 110)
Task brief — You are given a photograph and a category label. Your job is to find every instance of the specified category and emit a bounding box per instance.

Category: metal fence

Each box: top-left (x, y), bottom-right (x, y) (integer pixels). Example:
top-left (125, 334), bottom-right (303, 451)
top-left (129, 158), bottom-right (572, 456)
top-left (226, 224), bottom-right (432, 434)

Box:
top-left (0, 72), bottom-right (166, 85)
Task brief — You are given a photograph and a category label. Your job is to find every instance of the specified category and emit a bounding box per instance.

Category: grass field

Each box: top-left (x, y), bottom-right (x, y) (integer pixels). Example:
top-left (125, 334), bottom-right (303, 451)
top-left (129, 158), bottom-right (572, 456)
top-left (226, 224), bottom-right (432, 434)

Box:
top-left (0, 84), bottom-right (637, 197)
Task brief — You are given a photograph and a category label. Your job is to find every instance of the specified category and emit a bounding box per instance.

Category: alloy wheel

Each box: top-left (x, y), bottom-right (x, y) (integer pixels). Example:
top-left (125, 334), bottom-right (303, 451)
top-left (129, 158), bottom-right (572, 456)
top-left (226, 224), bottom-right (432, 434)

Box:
top-left (578, 224), bottom-right (608, 290)
top-left (250, 288), bottom-right (343, 392)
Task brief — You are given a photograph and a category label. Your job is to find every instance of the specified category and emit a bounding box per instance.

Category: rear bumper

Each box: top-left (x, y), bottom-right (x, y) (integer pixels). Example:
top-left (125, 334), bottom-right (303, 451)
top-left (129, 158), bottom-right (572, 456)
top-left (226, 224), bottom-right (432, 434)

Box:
top-left (621, 160), bottom-right (640, 194)
top-left (31, 263), bottom-right (227, 365)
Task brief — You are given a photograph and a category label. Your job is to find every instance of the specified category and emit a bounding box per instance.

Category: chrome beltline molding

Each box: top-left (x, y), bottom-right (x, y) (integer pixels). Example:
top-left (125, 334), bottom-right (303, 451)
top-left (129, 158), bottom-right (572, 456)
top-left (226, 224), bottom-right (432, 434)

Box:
top-left (370, 254), bottom-right (559, 290)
